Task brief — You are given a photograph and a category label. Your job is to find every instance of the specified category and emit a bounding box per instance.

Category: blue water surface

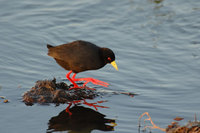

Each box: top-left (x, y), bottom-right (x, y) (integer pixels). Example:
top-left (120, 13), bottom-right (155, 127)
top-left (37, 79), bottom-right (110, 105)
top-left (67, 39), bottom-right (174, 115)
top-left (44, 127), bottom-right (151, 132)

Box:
top-left (0, 0), bottom-right (200, 133)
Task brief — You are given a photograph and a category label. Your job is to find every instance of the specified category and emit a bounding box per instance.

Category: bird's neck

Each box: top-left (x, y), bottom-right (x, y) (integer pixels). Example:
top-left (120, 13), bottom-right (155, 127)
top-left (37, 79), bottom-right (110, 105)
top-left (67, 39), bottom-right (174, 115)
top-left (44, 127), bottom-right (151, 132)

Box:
top-left (99, 48), bottom-right (109, 64)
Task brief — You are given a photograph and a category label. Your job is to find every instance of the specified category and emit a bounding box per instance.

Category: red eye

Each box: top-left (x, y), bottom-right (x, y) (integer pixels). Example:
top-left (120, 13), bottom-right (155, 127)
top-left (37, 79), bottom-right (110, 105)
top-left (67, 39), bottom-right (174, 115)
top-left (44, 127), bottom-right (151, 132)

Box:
top-left (107, 57), bottom-right (111, 61)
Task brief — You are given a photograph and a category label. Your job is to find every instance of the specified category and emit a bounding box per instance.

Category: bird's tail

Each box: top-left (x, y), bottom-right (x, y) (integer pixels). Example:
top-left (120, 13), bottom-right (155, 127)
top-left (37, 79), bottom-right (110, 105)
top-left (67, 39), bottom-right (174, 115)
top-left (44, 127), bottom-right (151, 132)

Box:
top-left (47, 44), bottom-right (54, 56)
top-left (47, 44), bottom-right (53, 49)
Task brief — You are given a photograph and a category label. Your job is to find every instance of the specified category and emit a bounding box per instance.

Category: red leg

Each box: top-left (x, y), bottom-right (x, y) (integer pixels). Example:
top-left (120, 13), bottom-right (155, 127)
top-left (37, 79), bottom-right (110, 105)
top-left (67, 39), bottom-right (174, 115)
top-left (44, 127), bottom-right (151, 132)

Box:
top-left (72, 73), bottom-right (109, 87)
top-left (66, 70), bottom-right (79, 89)
top-left (65, 102), bottom-right (72, 116)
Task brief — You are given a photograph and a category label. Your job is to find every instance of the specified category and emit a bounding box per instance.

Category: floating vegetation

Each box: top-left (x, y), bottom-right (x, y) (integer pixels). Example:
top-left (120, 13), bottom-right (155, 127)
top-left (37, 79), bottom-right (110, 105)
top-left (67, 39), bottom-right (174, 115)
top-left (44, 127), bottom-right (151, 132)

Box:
top-left (0, 96), bottom-right (9, 103)
top-left (149, 0), bottom-right (164, 4)
top-left (3, 99), bottom-right (9, 103)
top-left (22, 78), bottom-right (98, 106)
top-left (23, 78), bottom-right (136, 115)
top-left (0, 96), bottom-right (5, 99)
top-left (23, 78), bottom-right (136, 106)
top-left (138, 112), bottom-right (200, 133)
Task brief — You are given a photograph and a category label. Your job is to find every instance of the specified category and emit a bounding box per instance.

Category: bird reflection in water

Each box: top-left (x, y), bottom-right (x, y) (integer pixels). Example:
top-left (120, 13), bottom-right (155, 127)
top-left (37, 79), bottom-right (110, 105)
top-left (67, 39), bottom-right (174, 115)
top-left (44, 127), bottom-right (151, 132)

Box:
top-left (47, 105), bottom-right (116, 133)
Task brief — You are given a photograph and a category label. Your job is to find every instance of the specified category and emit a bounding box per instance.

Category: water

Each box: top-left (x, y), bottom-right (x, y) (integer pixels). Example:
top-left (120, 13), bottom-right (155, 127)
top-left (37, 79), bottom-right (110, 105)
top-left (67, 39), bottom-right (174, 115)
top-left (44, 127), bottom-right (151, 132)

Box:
top-left (1, 0), bottom-right (200, 132)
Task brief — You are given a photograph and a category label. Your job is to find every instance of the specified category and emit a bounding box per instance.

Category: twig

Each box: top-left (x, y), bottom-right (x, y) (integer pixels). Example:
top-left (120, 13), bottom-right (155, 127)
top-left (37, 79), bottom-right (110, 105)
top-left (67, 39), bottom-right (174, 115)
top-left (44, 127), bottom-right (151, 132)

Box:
top-left (138, 112), bottom-right (166, 132)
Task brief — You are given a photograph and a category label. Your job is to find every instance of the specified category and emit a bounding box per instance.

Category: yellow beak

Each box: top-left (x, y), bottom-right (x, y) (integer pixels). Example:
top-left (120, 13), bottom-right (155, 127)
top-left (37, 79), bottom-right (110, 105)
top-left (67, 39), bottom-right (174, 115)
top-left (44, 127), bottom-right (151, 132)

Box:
top-left (111, 61), bottom-right (118, 71)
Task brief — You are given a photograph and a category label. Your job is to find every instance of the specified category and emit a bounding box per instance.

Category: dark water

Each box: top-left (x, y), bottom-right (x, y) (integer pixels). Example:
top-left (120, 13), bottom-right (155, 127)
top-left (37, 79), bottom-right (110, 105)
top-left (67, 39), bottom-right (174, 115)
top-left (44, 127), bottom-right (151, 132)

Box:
top-left (1, 0), bottom-right (200, 133)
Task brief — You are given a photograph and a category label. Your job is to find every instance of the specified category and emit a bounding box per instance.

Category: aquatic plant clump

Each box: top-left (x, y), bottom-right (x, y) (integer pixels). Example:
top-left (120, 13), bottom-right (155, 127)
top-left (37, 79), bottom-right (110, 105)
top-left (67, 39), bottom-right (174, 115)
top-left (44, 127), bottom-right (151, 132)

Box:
top-left (138, 112), bottom-right (200, 133)
top-left (22, 78), bottom-right (98, 106)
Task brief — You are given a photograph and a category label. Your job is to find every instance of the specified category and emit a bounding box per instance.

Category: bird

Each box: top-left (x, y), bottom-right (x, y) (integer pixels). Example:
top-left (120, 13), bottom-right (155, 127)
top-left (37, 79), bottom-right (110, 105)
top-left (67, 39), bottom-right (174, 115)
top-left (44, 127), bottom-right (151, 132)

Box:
top-left (47, 40), bottom-right (118, 89)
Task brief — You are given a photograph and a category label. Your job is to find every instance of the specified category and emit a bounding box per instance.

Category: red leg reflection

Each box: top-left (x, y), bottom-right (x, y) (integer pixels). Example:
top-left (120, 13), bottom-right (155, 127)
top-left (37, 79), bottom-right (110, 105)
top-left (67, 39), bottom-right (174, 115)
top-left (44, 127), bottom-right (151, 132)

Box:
top-left (65, 103), bottom-right (72, 116)
top-left (82, 99), bottom-right (109, 110)
top-left (65, 100), bottom-right (108, 115)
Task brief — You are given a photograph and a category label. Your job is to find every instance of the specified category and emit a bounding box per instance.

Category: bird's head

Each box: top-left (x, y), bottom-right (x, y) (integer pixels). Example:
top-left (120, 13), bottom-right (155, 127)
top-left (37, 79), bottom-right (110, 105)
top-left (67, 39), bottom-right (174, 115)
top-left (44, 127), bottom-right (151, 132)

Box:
top-left (101, 48), bottom-right (118, 71)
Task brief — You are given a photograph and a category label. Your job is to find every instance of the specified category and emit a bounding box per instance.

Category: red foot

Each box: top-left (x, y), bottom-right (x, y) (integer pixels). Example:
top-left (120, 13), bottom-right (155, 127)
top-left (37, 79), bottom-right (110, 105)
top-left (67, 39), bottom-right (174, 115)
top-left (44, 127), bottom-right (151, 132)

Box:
top-left (66, 70), bottom-right (109, 89)
top-left (68, 86), bottom-right (96, 90)
top-left (72, 73), bottom-right (109, 87)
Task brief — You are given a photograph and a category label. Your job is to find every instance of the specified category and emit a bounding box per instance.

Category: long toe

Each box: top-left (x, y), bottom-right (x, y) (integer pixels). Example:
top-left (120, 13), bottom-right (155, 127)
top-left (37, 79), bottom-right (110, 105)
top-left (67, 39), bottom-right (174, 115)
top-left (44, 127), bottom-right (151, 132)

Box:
top-left (73, 77), bottom-right (109, 87)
